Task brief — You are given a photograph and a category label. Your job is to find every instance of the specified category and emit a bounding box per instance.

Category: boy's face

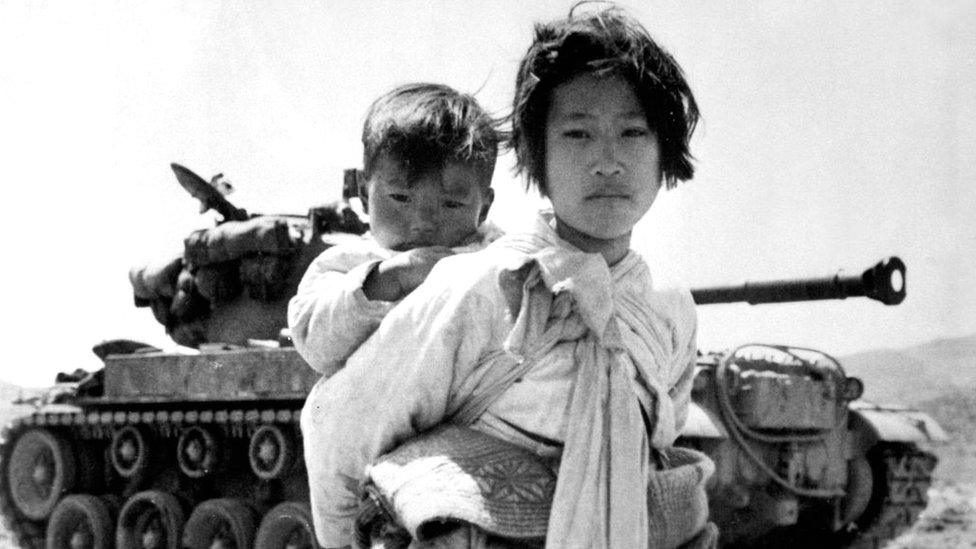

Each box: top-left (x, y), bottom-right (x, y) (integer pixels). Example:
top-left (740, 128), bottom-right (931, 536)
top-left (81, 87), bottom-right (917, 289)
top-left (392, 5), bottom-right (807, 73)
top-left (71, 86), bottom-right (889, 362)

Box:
top-left (365, 154), bottom-right (493, 251)
top-left (544, 73), bottom-right (662, 242)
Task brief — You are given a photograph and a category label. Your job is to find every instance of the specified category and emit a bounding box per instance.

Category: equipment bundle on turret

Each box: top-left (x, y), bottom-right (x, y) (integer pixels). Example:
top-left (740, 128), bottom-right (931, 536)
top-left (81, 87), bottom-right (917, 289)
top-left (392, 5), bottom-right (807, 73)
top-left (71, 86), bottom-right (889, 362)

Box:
top-left (128, 164), bottom-right (368, 348)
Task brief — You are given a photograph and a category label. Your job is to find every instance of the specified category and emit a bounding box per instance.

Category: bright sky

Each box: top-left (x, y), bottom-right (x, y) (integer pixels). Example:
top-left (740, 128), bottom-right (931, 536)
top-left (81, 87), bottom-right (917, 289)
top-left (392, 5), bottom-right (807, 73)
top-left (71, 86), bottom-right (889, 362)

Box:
top-left (1, 1), bottom-right (974, 387)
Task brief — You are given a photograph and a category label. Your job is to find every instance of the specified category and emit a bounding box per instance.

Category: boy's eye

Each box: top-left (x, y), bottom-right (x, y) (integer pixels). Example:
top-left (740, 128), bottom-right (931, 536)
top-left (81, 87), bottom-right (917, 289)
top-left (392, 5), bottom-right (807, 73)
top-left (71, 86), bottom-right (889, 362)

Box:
top-left (443, 200), bottom-right (466, 209)
top-left (387, 193), bottom-right (410, 203)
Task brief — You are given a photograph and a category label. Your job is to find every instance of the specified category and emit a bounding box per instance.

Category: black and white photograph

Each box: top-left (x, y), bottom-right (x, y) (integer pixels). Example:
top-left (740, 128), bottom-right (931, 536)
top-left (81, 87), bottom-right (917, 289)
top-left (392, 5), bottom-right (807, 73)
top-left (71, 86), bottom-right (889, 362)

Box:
top-left (1, 1), bottom-right (974, 547)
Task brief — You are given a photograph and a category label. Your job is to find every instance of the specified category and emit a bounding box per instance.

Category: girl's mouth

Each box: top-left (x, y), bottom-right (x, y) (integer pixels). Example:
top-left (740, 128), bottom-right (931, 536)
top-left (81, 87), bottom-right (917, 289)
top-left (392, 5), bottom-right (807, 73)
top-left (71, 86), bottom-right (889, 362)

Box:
top-left (585, 184), bottom-right (632, 200)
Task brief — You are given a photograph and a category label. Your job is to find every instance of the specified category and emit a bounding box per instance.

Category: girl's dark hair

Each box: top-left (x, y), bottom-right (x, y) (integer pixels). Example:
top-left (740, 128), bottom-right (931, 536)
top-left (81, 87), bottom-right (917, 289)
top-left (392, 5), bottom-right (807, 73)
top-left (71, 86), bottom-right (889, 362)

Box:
top-left (362, 83), bottom-right (498, 185)
top-left (510, 5), bottom-right (699, 194)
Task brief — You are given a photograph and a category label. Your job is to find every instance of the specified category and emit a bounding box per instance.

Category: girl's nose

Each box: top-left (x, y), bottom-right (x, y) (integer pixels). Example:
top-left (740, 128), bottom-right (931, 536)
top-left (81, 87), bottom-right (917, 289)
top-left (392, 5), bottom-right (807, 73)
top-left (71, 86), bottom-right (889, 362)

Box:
top-left (592, 139), bottom-right (623, 177)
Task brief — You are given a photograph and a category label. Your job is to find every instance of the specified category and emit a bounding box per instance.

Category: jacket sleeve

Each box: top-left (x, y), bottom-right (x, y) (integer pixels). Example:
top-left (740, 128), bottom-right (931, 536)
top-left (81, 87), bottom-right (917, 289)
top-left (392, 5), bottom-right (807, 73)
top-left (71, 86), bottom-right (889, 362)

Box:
top-left (301, 259), bottom-right (496, 548)
top-left (667, 289), bottom-right (699, 435)
top-left (288, 249), bottom-right (395, 374)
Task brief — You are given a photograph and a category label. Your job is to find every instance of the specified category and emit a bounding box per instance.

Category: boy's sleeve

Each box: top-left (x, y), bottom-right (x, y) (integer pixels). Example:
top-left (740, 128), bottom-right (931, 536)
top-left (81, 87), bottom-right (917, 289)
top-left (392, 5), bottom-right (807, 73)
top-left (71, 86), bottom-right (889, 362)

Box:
top-left (667, 289), bottom-right (699, 435)
top-left (301, 261), bottom-right (495, 548)
top-left (288, 248), bottom-right (396, 374)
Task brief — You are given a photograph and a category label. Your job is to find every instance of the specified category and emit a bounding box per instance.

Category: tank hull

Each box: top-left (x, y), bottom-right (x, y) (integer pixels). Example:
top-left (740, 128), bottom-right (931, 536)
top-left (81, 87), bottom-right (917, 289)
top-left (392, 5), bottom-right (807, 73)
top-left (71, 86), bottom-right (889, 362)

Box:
top-left (0, 349), bottom-right (320, 549)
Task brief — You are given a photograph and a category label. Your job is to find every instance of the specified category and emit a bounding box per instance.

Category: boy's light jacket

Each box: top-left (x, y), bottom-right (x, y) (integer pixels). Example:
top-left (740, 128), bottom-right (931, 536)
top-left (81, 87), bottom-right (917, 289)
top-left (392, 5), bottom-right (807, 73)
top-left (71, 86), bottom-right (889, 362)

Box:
top-left (301, 214), bottom-right (701, 548)
top-left (288, 223), bottom-right (502, 374)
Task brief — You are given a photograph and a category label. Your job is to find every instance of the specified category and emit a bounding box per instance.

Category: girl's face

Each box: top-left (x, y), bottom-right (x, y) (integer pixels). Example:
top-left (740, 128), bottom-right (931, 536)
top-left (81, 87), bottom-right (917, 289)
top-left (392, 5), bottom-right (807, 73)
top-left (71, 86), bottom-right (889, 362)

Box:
top-left (544, 73), bottom-right (662, 247)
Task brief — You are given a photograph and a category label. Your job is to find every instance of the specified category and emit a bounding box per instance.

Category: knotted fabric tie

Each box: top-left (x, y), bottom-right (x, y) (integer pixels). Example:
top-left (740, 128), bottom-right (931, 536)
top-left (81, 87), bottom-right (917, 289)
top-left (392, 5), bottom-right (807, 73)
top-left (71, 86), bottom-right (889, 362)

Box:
top-left (493, 247), bottom-right (677, 549)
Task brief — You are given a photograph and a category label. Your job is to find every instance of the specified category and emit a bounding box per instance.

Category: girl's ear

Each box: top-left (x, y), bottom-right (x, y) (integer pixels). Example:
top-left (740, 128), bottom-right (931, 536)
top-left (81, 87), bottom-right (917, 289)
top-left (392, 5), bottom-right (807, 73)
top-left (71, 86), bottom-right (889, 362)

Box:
top-left (358, 171), bottom-right (370, 214)
top-left (478, 187), bottom-right (495, 224)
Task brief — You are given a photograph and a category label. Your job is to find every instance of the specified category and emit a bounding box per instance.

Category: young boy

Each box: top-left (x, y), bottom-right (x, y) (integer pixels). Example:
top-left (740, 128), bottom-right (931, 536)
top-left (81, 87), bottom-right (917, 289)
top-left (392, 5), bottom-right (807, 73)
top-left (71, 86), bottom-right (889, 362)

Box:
top-left (304, 7), bottom-right (715, 549)
top-left (288, 82), bottom-right (499, 375)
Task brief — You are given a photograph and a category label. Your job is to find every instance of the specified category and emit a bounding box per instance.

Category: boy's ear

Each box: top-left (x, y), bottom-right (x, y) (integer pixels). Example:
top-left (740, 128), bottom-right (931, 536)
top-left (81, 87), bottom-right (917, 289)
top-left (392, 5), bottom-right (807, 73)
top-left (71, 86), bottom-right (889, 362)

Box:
top-left (478, 187), bottom-right (495, 224)
top-left (357, 170), bottom-right (370, 214)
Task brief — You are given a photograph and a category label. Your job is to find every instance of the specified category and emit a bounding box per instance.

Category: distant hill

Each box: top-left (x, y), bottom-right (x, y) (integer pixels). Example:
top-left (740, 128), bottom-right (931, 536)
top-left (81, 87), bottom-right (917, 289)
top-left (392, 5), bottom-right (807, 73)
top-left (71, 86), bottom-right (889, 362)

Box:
top-left (840, 333), bottom-right (976, 405)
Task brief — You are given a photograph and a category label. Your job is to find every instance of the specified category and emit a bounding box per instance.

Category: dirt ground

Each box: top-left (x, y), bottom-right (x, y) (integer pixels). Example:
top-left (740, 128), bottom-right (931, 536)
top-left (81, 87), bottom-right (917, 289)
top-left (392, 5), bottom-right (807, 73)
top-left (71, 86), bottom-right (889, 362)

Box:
top-left (888, 479), bottom-right (975, 549)
top-left (887, 443), bottom-right (976, 549)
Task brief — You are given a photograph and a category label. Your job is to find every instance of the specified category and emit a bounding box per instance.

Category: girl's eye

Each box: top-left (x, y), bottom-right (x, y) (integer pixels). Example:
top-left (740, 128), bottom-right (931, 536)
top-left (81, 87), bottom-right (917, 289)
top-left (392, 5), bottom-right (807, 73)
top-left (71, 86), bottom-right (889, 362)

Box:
top-left (388, 193), bottom-right (410, 203)
top-left (563, 129), bottom-right (590, 139)
top-left (622, 127), bottom-right (650, 138)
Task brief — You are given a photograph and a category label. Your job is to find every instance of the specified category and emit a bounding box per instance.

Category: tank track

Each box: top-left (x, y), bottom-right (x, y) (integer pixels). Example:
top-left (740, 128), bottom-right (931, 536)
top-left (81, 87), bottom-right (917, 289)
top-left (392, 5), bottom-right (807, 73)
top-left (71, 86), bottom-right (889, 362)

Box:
top-left (2, 412), bottom-right (938, 549)
top-left (841, 444), bottom-right (937, 549)
top-left (0, 404), bottom-right (302, 549)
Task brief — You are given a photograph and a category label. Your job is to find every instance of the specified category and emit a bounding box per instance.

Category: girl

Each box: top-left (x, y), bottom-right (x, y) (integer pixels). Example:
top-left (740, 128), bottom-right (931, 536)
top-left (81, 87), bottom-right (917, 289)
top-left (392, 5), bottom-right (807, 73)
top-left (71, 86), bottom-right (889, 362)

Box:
top-left (302, 6), bottom-right (715, 548)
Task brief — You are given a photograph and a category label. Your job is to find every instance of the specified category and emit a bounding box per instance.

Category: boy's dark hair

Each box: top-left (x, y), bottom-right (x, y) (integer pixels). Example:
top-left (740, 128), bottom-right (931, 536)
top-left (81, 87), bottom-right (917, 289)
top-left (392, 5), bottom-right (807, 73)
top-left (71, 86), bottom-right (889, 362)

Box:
top-left (362, 83), bottom-right (499, 185)
top-left (510, 5), bottom-right (700, 194)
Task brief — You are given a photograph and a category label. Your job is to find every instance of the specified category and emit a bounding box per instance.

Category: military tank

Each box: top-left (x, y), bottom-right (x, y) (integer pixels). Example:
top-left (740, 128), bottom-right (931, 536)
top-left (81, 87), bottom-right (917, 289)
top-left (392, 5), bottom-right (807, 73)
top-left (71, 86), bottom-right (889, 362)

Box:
top-left (0, 164), bottom-right (369, 549)
top-left (679, 256), bottom-right (946, 548)
top-left (0, 165), bottom-right (946, 548)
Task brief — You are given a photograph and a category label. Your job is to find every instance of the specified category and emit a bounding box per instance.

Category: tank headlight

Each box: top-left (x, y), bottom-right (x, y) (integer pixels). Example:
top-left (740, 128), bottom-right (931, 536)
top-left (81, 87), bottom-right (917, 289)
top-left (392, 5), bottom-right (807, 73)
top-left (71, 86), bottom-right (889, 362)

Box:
top-left (843, 377), bottom-right (864, 401)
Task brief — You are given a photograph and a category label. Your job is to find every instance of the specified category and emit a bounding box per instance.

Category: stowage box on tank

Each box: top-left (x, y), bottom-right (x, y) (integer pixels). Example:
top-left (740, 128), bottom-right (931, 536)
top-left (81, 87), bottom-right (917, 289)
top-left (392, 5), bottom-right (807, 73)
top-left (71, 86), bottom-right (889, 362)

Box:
top-left (0, 166), bottom-right (947, 549)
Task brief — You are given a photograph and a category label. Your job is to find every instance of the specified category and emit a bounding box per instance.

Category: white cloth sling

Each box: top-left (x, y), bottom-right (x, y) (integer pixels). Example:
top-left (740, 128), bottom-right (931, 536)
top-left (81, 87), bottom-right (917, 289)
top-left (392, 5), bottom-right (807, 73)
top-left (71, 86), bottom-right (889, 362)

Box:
top-left (448, 230), bottom-right (712, 549)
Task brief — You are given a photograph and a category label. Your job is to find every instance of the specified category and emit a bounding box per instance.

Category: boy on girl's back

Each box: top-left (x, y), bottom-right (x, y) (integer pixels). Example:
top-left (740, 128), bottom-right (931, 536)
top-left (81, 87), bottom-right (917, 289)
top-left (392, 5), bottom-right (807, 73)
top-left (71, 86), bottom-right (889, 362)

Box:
top-left (288, 82), bottom-right (499, 374)
top-left (303, 5), bottom-right (715, 549)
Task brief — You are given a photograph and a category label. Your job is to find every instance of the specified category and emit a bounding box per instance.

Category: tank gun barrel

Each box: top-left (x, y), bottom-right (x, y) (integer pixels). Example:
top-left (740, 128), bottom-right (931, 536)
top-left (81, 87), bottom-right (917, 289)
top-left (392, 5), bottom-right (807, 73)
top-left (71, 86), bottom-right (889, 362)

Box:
top-left (691, 257), bottom-right (906, 306)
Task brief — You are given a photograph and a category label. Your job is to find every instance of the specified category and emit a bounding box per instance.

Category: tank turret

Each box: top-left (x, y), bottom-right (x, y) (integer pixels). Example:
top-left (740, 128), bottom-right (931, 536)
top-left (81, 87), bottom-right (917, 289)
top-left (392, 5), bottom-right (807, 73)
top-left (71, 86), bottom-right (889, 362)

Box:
top-left (691, 256), bottom-right (906, 305)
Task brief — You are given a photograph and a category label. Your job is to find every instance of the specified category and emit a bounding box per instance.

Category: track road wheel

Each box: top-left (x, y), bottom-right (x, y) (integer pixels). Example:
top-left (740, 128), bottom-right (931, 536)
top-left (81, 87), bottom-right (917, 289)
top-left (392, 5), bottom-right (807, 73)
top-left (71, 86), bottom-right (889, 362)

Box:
top-left (182, 498), bottom-right (257, 549)
top-left (45, 494), bottom-right (114, 549)
top-left (5, 428), bottom-right (76, 521)
top-left (248, 425), bottom-right (296, 481)
top-left (115, 490), bottom-right (185, 549)
top-left (254, 501), bottom-right (319, 549)
top-left (176, 427), bottom-right (222, 479)
top-left (110, 426), bottom-right (152, 480)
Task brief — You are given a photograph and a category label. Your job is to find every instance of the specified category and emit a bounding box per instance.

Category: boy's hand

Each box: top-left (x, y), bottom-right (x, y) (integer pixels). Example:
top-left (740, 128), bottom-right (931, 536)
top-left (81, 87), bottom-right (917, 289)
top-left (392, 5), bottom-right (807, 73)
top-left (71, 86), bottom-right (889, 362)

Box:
top-left (363, 246), bottom-right (454, 301)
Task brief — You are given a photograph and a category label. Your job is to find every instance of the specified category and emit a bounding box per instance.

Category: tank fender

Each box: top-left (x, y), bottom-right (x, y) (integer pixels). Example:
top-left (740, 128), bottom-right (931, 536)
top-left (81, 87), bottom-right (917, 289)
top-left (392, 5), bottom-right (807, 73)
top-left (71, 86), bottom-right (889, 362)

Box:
top-left (849, 402), bottom-right (949, 445)
top-left (680, 403), bottom-right (727, 439)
